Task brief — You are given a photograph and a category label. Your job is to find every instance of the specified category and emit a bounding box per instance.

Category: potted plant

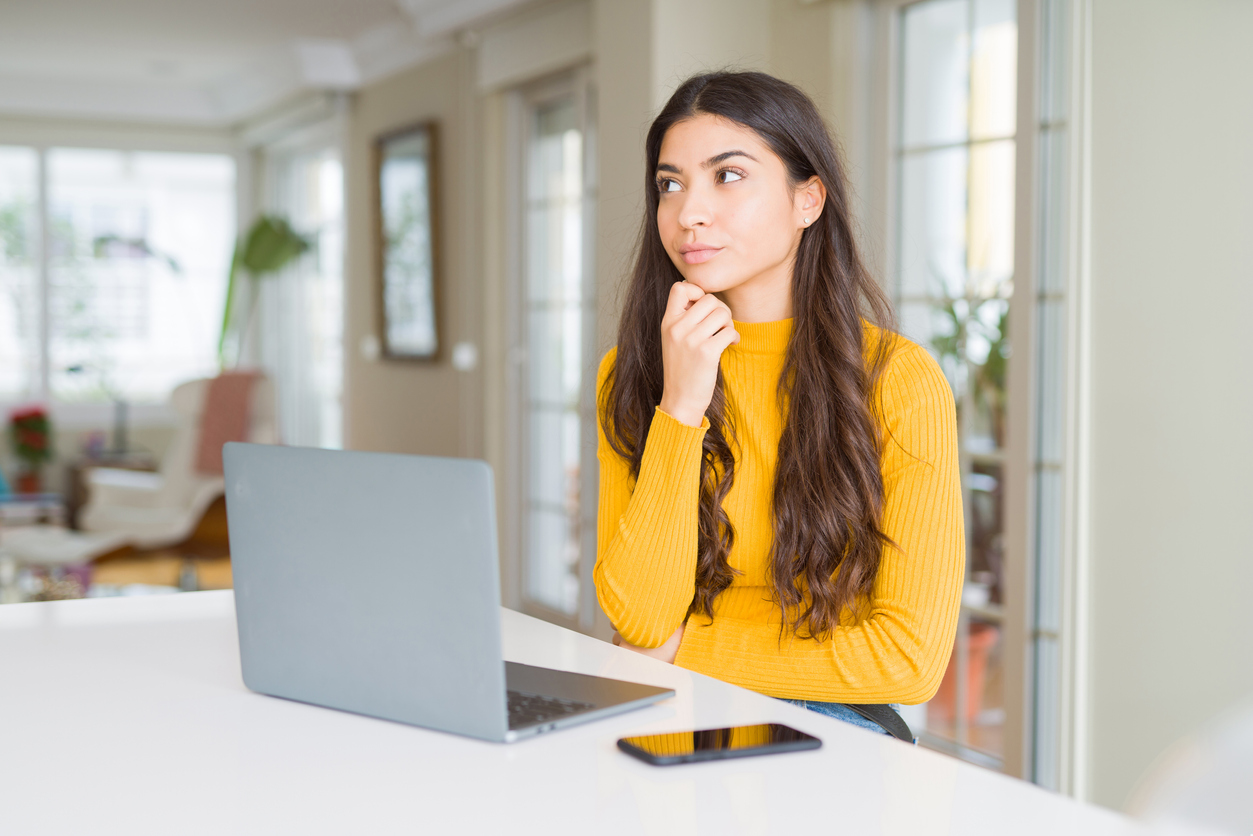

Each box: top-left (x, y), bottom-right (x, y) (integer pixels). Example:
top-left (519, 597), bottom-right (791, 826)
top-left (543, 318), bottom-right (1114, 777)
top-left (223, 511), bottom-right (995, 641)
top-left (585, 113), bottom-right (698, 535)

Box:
top-left (8, 406), bottom-right (53, 494)
top-left (930, 288), bottom-right (1010, 448)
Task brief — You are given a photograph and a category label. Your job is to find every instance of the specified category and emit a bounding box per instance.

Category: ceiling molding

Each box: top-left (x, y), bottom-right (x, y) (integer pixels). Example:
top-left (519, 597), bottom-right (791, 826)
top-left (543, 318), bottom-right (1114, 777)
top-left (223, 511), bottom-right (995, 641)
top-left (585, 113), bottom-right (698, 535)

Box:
top-left (295, 40), bottom-right (362, 89)
top-left (350, 22), bottom-right (457, 87)
top-left (0, 114), bottom-right (236, 154)
top-left (235, 92), bottom-right (342, 149)
top-left (0, 73), bottom-right (222, 125)
top-left (206, 50), bottom-right (305, 126)
top-left (398, 0), bottom-right (532, 39)
top-left (477, 0), bottom-right (591, 92)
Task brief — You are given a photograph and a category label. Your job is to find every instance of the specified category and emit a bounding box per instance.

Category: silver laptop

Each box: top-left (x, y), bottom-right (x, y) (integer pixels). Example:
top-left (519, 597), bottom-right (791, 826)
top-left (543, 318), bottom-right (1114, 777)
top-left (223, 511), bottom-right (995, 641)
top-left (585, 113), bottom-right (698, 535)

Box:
top-left (223, 442), bottom-right (673, 743)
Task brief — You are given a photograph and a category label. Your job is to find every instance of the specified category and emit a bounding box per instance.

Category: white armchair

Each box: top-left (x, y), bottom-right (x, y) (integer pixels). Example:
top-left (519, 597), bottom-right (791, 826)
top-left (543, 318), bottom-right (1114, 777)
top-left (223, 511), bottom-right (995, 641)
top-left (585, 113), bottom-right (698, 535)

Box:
top-left (80, 376), bottom-right (277, 549)
top-left (0, 375), bottom-right (276, 568)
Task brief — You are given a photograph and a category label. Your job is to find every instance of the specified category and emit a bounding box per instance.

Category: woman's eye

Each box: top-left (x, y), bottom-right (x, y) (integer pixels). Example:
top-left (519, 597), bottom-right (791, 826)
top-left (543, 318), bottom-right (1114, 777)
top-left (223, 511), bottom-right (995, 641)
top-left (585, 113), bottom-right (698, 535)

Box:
top-left (717, 169), bottom-right (744, 184)
top-left (657, 178), bottom-right (680, 193)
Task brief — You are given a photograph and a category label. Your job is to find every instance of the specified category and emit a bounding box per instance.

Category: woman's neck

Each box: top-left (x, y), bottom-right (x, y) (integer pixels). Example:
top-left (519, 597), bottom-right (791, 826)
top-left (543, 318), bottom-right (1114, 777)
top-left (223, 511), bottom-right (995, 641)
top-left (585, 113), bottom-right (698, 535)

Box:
top-left (713, 264), bottom-right (793, 323)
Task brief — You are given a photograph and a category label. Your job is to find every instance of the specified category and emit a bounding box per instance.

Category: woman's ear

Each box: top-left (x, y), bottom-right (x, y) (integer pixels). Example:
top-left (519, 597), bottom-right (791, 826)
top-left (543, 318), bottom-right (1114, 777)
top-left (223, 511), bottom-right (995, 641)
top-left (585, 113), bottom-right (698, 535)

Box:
top-left (795, 176), bottom-right (827, 228)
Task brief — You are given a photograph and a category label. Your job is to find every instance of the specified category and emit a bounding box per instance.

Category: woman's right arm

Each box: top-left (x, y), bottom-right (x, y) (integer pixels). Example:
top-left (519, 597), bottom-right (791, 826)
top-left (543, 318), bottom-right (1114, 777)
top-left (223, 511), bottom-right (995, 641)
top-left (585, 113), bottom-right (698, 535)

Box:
top-left (593, 283), bottom-right (740, 648)
top-left (593, 347), bottom-right (708, 648)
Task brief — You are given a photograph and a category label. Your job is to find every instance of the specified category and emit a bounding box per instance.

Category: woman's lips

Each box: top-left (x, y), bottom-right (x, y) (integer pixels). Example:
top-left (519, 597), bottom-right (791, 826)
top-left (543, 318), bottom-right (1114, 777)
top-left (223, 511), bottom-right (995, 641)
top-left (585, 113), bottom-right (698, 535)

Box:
top-left (681, 246), bottom-right (723, 265)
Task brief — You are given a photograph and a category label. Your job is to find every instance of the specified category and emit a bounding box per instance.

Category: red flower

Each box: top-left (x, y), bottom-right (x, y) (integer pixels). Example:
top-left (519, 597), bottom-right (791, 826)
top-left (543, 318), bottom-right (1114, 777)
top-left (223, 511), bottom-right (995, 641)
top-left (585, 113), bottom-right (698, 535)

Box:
top-left (10, 406), bottom-right (47, 422)
top-left (8, 405), bottom-right (53, 465)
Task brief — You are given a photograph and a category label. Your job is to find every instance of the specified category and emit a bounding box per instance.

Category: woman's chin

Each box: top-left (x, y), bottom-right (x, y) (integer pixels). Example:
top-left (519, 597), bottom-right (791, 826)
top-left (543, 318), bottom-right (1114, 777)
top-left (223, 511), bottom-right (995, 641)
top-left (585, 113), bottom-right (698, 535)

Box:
top-left (678, 269), bottom-right (734, 295)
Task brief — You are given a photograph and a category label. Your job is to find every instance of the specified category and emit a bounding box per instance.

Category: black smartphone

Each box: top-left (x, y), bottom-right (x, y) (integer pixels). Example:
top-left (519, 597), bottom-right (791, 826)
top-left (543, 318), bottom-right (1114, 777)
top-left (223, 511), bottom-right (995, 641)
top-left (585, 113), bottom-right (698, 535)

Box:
top-left (617, 723), bottom-right (821, 766)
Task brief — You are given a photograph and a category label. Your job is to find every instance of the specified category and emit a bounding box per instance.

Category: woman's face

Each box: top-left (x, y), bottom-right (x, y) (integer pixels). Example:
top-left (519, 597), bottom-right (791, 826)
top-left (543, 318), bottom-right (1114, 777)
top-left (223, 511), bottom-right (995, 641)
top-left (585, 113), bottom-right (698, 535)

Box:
top-left (655, 113), bottom-right (823, 308)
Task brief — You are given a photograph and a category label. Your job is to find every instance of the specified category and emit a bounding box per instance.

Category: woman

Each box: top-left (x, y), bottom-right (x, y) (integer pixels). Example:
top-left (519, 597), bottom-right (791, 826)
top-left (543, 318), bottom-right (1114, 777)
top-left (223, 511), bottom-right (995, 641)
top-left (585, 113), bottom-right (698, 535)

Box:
top-left (595, 71), bottom-right (965, 737)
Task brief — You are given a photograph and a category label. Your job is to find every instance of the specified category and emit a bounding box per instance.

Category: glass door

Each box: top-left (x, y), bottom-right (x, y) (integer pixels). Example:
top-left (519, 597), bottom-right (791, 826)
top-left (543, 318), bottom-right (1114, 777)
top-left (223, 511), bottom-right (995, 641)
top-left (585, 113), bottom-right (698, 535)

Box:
top-left (511, 70), bottom-right (597, 629)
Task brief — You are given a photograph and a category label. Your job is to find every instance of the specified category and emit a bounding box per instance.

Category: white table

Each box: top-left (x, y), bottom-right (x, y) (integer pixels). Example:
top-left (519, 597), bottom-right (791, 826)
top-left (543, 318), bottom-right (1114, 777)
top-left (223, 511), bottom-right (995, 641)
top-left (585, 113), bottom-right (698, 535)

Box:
top-left (0, 591), bottom-right (1185, 835)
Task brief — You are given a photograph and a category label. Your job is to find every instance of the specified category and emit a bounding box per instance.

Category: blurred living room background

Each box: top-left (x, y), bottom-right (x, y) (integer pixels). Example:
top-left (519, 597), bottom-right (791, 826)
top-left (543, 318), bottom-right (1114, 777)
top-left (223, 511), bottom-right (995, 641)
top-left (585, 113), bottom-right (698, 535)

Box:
top-left (0, 0), bottom-right (1249, 824)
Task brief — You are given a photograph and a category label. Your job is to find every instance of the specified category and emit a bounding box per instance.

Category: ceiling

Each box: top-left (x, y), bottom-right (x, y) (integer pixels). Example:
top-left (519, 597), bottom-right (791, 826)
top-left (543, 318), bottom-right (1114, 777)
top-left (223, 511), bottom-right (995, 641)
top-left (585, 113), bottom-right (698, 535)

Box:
top-left (0, 0), bottom-right (528, 126)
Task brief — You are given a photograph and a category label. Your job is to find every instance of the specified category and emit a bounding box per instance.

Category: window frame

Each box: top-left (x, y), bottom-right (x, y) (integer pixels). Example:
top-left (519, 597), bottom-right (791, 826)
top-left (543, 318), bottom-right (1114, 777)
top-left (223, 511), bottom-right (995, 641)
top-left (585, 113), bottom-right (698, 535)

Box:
top-left (1015, 0), bottom-right (1094, 796)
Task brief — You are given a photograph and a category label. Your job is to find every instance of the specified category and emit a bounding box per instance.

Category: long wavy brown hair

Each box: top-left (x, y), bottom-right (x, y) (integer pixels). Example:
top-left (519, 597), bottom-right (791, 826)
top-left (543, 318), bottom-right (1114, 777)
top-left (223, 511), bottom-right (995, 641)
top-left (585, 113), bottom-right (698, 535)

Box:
top-left (599, 71), bottom-right (899, 641)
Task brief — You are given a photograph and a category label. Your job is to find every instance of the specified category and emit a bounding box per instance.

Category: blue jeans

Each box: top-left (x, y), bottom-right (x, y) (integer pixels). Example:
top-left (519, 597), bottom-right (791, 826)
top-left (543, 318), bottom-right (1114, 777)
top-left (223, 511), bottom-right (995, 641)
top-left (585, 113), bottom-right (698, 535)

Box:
top-left (784, 699), bottom-right (912, 741)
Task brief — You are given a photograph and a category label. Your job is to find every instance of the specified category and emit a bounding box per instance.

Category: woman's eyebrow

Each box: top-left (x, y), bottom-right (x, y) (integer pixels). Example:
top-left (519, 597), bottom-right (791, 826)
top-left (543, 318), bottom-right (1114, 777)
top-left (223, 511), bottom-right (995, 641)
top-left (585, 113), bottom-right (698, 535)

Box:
top-left (702, 150), bottom-right (758, 168)
top-left (656, 150), bottom-right (759, 176)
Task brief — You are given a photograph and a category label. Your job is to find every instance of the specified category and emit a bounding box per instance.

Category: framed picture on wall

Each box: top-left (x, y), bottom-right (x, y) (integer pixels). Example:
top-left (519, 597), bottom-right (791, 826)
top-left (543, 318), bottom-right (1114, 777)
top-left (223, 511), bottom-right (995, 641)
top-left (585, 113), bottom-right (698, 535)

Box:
top-left (374, 121), bottom-right (440, 360)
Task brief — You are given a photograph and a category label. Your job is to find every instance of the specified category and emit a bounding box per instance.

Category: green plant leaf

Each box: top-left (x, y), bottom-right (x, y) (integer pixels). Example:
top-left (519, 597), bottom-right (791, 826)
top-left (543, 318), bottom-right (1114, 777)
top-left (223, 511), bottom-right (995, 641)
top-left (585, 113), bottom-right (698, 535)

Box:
top-left (240, 216), bottom-right (310, 275)
top-left (92, 234), bottom-right (182, 273)
top-left (217, 215), bottom-right (311, 369)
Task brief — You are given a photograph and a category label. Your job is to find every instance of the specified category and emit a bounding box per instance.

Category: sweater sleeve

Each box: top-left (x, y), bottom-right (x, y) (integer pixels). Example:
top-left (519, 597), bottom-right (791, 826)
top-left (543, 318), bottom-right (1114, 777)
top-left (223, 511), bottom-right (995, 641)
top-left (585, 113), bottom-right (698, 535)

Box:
top-left (593, 348), bottom-right (710, 648)
top-left (671, 343), bottom-right (966, 704)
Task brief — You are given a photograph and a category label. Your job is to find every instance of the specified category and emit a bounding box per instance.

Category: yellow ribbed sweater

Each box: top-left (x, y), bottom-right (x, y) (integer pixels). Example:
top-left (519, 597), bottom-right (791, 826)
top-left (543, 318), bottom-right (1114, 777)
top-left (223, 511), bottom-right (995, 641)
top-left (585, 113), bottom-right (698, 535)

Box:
top-left (594, 318), bottom-right (965, 705)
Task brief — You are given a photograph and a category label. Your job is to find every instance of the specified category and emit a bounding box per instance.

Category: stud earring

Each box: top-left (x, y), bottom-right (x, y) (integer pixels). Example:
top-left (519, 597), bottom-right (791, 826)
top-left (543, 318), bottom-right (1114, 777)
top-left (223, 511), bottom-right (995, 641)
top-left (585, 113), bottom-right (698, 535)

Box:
top-left (803, 218), bottom-right (811, 224)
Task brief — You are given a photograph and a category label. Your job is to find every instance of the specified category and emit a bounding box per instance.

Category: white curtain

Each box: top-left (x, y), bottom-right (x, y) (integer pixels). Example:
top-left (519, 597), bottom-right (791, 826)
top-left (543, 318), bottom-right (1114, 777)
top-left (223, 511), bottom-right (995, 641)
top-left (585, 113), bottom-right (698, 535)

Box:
top-left (253, 143), bottom-right (344, 449)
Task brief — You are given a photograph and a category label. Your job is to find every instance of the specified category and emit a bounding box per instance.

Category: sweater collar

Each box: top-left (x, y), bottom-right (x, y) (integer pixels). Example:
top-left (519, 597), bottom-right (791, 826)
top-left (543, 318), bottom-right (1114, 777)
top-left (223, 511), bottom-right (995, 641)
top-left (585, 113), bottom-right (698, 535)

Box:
top-left (731, 318), bottom-right (793, 355)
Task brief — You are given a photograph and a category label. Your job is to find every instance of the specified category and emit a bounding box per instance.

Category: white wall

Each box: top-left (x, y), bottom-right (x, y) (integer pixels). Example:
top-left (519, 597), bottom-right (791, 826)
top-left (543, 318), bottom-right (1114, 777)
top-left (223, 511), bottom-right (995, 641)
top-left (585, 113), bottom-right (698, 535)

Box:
top-left (1086, 0), bottom-right (1253, 809)
top-left (651, 0), bottom-right (771, 108)
top-left (591, 0), bottom-right (653, 361)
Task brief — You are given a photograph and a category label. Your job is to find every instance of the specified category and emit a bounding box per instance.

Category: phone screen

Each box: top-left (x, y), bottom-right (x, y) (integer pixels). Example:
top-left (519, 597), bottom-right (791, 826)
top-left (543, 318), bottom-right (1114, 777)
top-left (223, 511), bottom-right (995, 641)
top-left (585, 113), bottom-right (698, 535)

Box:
top-left (617, 723), bottom-right (821, 765)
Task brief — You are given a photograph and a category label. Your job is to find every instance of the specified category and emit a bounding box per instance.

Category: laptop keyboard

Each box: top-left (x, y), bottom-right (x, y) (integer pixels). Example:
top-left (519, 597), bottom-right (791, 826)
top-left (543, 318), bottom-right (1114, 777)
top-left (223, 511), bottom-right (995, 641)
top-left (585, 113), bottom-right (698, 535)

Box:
top-left (507, 690), bottom-right (594, 729)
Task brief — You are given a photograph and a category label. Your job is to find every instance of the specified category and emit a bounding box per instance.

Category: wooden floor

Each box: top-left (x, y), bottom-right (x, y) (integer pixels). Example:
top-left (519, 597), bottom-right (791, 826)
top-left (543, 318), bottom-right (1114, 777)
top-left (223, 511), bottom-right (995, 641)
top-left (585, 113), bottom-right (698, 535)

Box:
top-left (91, 554), bottom-right (232, 590)
top-left (88, 495), bottom-right (233, 591)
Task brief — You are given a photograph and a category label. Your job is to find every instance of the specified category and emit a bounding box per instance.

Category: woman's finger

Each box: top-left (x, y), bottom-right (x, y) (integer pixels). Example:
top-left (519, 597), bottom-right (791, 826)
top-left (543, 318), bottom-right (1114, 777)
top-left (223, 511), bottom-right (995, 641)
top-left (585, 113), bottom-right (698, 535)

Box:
top-left (663, 281), bottom-right (705, 324)
top-left (708, 322), bottom-right (742, 353)
top-left (672, 294), bottom-right (723, 338)
top-left (691, 305), bottom-right (734, 341)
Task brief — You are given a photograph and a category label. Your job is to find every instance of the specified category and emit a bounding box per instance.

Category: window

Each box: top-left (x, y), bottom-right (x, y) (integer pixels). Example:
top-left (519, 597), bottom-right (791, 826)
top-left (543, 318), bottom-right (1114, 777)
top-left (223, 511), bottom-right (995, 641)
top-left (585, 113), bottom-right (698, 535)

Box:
top-left (255, 144), bottom-right (344, 450)
top-left (509, 71), bottom-right (597, 627)
top-left (894, 0), bottom-right (1018, 766)
top-left (0, 147), bottom-right (39, 401)
top-left (0, 146), bottom-right (234, 409)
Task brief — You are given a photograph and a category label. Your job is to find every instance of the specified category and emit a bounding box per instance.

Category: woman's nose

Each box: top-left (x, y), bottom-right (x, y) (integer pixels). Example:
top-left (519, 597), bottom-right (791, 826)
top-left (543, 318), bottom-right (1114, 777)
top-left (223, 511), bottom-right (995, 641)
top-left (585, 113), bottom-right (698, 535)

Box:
top-left (677, 189), bottom-right (712, 229)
